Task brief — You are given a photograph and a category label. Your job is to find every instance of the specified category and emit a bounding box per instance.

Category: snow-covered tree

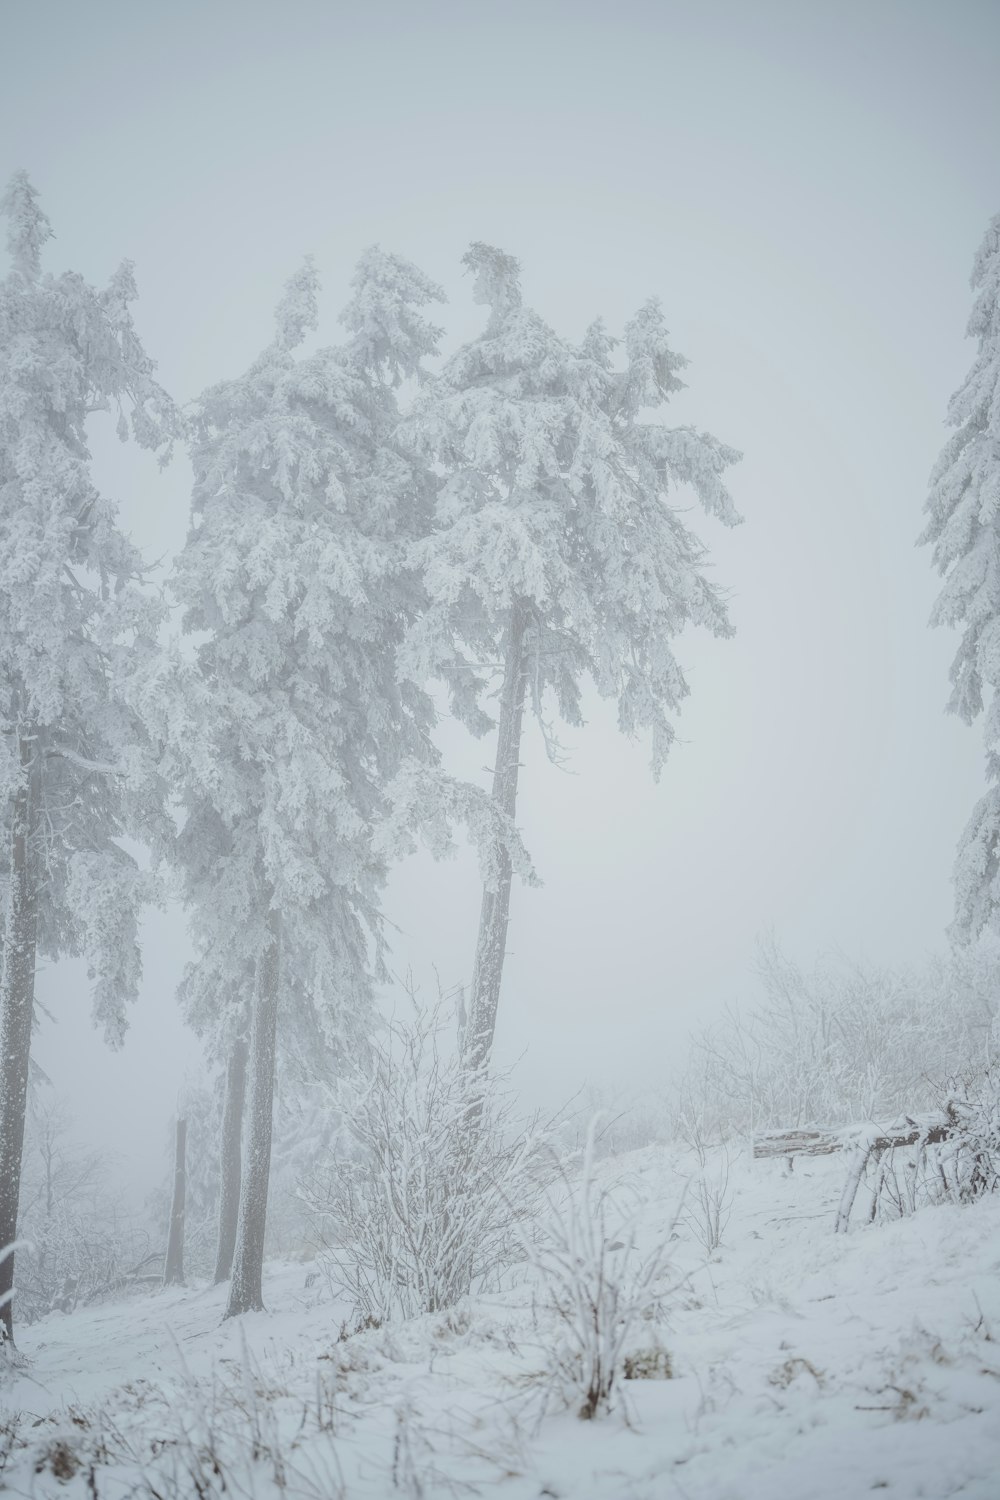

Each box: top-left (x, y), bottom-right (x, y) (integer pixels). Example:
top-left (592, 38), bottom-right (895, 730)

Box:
top-left (0, 174), bottom-right (179, 1343)
top-left (403, 244), bottom-right (742, 1072)
top-left (163, 249), bottom-right (454, 1317)
top-left (922, 209), bottom-right (1000, 943)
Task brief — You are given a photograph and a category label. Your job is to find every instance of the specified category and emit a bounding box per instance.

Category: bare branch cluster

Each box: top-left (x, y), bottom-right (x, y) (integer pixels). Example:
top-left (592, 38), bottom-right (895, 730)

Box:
top-left (301, 1001), bottom-right (549, 1325)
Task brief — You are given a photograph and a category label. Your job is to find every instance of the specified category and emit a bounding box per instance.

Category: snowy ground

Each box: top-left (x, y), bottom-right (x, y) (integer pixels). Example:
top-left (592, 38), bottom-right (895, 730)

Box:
top-left (3, 1145), bottom-right (1000, 1499)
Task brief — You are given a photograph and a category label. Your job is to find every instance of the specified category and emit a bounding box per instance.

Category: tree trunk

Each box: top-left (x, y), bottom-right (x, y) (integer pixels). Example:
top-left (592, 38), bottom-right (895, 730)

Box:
top-left (162, 1118), bottom-right (187, 1286)
top-left (0, 737), bottom-right (39, 1347)
top-left (213, 1031), bottom-right (248, 1284)
top-left (225, 912), bottom-right (280, 1318)
top-left (463, 600), bottom-right (530, 1075)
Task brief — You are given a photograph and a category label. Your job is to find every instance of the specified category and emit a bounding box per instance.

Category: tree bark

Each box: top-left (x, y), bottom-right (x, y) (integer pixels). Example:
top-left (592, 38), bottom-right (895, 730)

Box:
top-left (0, 736), bottom-right (39, 1347)
top-left (213, 1031), bottom-right (248, 1284)
top-left (463, 600), bottom-right (530, 1075)
top-left (162, 1118), bottom-right (187, 1286)
top-left (225, 912), bottom-right (280, 1317)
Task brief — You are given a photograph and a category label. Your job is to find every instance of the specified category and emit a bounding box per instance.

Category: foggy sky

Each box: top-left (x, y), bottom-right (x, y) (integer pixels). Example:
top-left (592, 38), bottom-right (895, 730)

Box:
top-left (3, 0), bottom-right (999, 1194)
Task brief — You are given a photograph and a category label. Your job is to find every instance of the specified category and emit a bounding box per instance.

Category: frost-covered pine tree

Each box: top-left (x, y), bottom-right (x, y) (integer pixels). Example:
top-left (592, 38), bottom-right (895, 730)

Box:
top-left (404, 244), bottom-right (742, 1072)
top-left (922, 209), bottom-right (1000, 942)
top-left (164, 249), bottom-right (452, 1317)
top-left (0, 174), bottom-right (179, 1343)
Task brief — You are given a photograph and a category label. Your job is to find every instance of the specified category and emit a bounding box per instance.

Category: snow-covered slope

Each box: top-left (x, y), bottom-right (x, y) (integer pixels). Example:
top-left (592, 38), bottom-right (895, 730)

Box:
top-left (4, 1145), bottom-right (1000, 1498)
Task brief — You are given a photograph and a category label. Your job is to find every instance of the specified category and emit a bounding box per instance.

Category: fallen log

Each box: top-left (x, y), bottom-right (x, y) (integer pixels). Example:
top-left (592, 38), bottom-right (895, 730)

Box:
top-left (753, 1129), bottom-right (845, 1160)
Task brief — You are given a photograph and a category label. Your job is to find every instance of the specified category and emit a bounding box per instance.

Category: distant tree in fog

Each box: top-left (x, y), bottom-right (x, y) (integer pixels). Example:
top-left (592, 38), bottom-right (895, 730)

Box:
top-left (16, 1096), bottom-right (153, 1324)
top-left (0, 174), bottom-right (179, 1343)
top-left (403, 243), bottom-right (741, 1073)
top-left (922, 208), bottom-right (1000, 942)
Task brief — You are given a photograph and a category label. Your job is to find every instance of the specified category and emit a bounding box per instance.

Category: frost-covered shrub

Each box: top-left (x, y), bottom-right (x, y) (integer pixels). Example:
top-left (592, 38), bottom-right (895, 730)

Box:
top-left (675, 937), bottom-right (1000, 1140)
top-left (864, 1069), bottom-right (1000, 1225)
top-left (8, 1342), bottom-right (348, 1500)
top-left (529, 1121), bottom-right (674, 1420)
top-left (16, 1201), bottom-right (154, 1326)
top-left (303, 1007), bottom-right (545, 1324)
top-left (682, 1153), bottom-right (732, 1254)
top-left (16, 1100), bottom-right (155, 1324)
top-left (939, 1070), bottom-right (1000, 1201)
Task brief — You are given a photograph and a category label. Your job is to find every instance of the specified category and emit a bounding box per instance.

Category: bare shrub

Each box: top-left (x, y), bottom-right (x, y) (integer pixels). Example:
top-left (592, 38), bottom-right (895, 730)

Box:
top-left (4, 1339), bottom-right (351, 1498)
top-left (302, 1003), bottom-right (546, 1324)
top-left (675, 935), bottom-right (1000, 1142)
top-left (529, 1120), bottom-right (675, 1420)
top-left (682, 1153), bottom-right (732, 1254)
top-left (129, 1337), bottom-right (347, 1500)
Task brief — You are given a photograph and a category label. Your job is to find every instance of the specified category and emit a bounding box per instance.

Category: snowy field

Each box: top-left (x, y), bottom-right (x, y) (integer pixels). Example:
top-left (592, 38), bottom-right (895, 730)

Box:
top-left (4, 1144), bottom-right (1000, 1500)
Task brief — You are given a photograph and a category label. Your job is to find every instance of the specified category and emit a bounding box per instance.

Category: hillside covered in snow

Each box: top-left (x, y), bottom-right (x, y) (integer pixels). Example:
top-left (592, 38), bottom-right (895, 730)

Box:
top-left (4, 1142), bottom-right (999, 1499)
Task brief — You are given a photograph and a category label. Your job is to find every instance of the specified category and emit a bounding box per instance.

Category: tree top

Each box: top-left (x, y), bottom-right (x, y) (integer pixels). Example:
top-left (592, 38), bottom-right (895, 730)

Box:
top-left (462, 242), bottom-right (522, 321)
top-left (1, 170), bottom-right (52, 282)
top-left (273, 256), bottom-right (320, 352)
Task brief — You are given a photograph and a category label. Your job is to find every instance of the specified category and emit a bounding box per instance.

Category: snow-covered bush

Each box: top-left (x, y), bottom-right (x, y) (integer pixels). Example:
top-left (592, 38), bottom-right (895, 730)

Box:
top-left (303, 1005), bottom-right (545, 1324)
top-left (675, 937), bottom-right (1000, 1141)
top-left (862, 1068), bottom-right (1000, 1226)
top-left (529, 1121), bottom-right (674, 1420)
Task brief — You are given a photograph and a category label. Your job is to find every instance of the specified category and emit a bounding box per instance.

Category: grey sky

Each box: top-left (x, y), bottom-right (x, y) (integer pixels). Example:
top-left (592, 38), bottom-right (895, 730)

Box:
top-left (4, 0), bottom-right (999, 1188)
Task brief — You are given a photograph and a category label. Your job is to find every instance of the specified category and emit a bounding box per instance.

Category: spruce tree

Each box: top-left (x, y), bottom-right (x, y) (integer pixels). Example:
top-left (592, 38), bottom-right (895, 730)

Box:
top-left (0, 174), bottom-right (178, 1342)
top-left (164, 250), bottom-right (449, 1315)
top-left (404, 244), bottom-right (741, 1072)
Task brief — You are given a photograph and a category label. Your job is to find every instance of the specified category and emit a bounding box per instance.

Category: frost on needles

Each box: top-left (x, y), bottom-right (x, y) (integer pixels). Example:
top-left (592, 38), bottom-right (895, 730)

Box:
top-left (922, 209), bottom-right (1000, 943)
